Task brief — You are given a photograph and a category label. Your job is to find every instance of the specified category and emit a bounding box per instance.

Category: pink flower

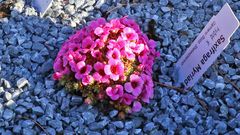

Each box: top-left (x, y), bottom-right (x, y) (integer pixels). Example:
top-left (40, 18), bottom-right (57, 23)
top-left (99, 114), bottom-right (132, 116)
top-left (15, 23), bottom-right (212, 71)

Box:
top-left (82, 75), bottom-right (94, 85)
top-left (94, 27), bottom-right (104, 36)
top-left (141, 74), bottom-right (154, 88)
top-left (128, 42), bottom-right (144, 54)
top-left (81, 36), bottom-right (95, 53)
top-left (75, 61), bottom-right (92, 80)
top-left (91, 50), bottom-right (102, 59)
top-left (93, 62), bottom-right (109, 83)
top-left (121, 45), bottom-right (135, 60)
top-left (53, 72), bottom-right (63, 80)
top-left (121, 27), bottom-right (138, 41)
top-left (104, 60), bottom-right (124, 81)
top-left (53, 58), bottom-right (64, 72)
top-left (132, 101), bottom-right (142, 112)
top-left (140, 84), bottom-right (154, 103)
top-left (120, 93), bottom-right (135, 105)
top-left (107, 48), bottom-right (121, 60)
top-left (106, 85), bottom-right (124, 100)
top-left (124, 74), bottom-right (144, 96)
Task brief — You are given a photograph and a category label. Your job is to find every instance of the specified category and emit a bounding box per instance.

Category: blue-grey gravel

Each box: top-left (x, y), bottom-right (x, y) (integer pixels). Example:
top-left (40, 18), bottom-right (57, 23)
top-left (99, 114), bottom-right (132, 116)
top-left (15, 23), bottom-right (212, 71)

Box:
top-left (0, 0), bottom-right (240, 134)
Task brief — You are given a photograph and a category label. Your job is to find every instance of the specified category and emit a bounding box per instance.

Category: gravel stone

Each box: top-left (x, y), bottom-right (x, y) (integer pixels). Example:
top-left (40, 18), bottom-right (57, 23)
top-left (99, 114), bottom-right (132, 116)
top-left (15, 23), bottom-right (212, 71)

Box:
top-left (109, 110), bottom-right (118, 118)
top-left (181, 93), bottom-right (197, 106)
top-left (31, 53), bottom-right (45, 63)
top-left (216, 122), bottom-right (227, 134)
top-left (22, 128), bottom-right (36, 135)
top-left (143, 122), bottom-right (155, 132)
top-left (112, 121), bottom-right (124, 129)
top-left (32, 106), bottom-right (44, 115)
top-left (82, 112), bottom-right (96, 125)
top-left (3, 109), bottom-right (14, 121)
top-left (16, 77), bottom-right (29, 88)
top-left (203, 79), bottom-right (215, 89)
top-left (48, 119), bottom-right (63, 132)
top-left (4, 91), bottom-right (12, 101)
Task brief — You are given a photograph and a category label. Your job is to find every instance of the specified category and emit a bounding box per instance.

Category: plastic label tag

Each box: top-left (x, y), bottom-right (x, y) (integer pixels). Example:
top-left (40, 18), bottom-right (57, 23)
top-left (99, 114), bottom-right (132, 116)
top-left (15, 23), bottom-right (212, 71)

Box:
top-left (32, 0), bottom-right (53, 17)
top-left (175, 3), bottom-right (239, 88)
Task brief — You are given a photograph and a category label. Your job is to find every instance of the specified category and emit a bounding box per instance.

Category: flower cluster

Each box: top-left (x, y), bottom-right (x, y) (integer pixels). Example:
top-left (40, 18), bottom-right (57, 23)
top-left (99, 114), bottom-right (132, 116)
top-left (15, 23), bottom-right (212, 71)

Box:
top-left (53, 17), bottom-right (159, 113)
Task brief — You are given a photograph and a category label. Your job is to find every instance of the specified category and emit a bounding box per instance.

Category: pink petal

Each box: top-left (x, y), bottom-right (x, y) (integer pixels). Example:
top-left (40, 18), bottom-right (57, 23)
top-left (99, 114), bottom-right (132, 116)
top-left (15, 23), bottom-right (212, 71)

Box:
top-left (94, 27), bottom-right (104, 36)
top-left (110, 74), bottom-right (119, 81)
top-left (104, 65), bottom-right (111, 75)
top-left (76, 61), bottom-right (85, 70)
top-left (94, 62), bottom-right (104, 71)
top-left (106, 87), bottom-right (113, 97)
top-left (82, 75), bottom-right (94, 86)
top-left (75, 72), bottom-right (82, 80)
top-left (93, 72), bottom-right (102, 81)
top-left (132, 88), bottom-right (142, 97)
top-left (124, 82), bottom-right (133, 93)
top-left (132, 101), bottom-right (142, 112)
top-left (53, 72), bottom-right (63, 80)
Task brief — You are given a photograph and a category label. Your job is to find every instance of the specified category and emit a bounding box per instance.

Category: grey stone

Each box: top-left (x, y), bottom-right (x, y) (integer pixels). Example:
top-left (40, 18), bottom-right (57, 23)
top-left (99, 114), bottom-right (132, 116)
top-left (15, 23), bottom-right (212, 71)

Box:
top-left (46, 127), bottom-right (56, 135)
top-left (216, 122), bottom-right (227, 134)
top-left (234, 42), bottom-right (240, 52)
top-left (32, 106), bottom-right (44, 115)
top-left (5, 100), bottom-right (17, 109)
top-left (134, 129), bottom-right (142, 134)
top-left (16, 77), bottom-right (29, 88)
top-left (181, 93), bottom-right (197, 106)
top-left (34, 82), bottom-right (43, 95)
top-left (228, 119), bottom-right (237, 129)
top-left (203, 79), bottom-right (215, 89)
top-left (185, 109), bottom-right (197, 120)
top-left (94, 0), bottom-right (105, 8)
top-left (15, 106), bottom-right (27, 114)
top-left (39, 59), bottom-right (53, 73)
top-left (32, 42), bottom-right (45, 51)
top-left (116, 131), bottom-right (128, 135)
top-left (48, 119), bottom-right (63, 132)
top-left (161, 7), bottom-right (171, 12)
top-left (32, 35), bottom-right (45, 43)
top-left (4, 91), bottom-right (12, 101)
top-left (1, 79), bottom-right (11, 88)
top-left (21, 120), bottom-right (34, 128)
top-left (125, 121), bottom-right (134, 130)
top-left (31, 53), bottom-right (45, 63)
top-left (159, 0), bottom-right (168, 6)
top-left (109, 110), bottom-right (118, 118)
top-left (75, 0), bottom-right (85, 8)
top-left (215, 83), bottom-right (225, 90)
top-left (71, 95), bottom-right (82, 105)
top-left (3, 109), bottom-right (14, 121)
top-left (13, 125), bottom-right (22, 133)
top-left (22, 128), bottom-right (36, 135)
top-left (143, 122), bottom-right (155, 132)
top-left (61, 98), bottom-right (70, 110)
top-left (82, 112), bottom-right (95, 125)
top-left (112, 121), bottom-right (124, 129)
top-left (235, 128), bottom-right (240, 134)
top-left (165, 54), bottom-right (177, 62)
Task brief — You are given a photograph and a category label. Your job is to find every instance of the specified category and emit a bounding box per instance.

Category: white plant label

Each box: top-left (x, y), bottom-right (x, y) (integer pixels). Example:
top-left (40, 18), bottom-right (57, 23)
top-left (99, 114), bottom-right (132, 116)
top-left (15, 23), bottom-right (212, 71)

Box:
top-left (32, 0), bottom-right (53, 17)
top-left (175, 3), bottom-right (239, 88)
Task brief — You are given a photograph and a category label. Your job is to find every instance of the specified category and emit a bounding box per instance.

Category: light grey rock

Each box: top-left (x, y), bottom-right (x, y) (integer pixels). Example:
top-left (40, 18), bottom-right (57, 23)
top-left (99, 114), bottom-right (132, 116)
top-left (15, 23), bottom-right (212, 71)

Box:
top-left (143, 122), bottom-right (155, 132)
top-left (112, 121), bottom-right (124, 129)
top-left (4, 91), bottom-right (12, 101)
top-left (109, 110), bottom-right (118, 118)
top-left (16, 77), bottom-right (29, 88)
top-left (32, 106), bottom-right (44, 115)
top-left (3, 109), bottom-right (14, 121)
top-left (82, 112), bottom-right (96, 125)
top-left (48, 119), bottom-right (63, 132)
